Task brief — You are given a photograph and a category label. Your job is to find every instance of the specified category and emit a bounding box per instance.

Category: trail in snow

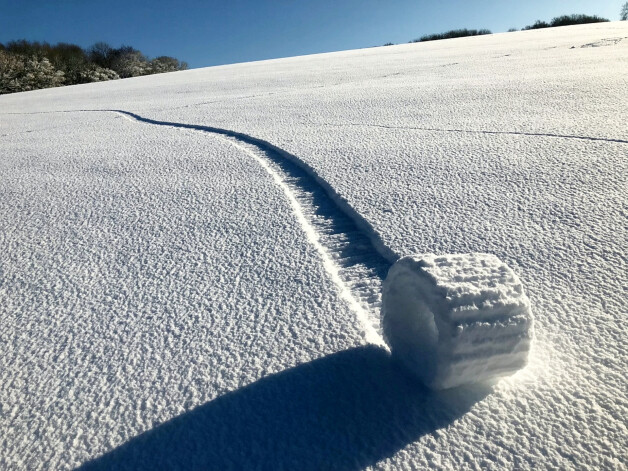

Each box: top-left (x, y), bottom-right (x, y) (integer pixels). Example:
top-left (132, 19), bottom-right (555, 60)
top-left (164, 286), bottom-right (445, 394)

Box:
top-left (5, 110), bottom-right (627, 145)
top-left (113, 110), bottom-right (394, 345)
top-left (310, 122), bottom-right (628, 145)
top-left (3, 107), bottom-right (396, 342)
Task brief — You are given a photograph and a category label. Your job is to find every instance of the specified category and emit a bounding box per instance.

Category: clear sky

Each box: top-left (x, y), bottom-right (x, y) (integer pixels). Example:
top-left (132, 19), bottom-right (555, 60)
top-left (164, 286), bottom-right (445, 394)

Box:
top-left (0, 0), bottom-right (621, 69)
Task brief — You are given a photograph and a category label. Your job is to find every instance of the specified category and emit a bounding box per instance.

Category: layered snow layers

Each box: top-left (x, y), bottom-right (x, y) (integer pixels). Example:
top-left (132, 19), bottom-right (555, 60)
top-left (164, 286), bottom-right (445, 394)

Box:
top-left (382, 254), bottom-right (533, 389)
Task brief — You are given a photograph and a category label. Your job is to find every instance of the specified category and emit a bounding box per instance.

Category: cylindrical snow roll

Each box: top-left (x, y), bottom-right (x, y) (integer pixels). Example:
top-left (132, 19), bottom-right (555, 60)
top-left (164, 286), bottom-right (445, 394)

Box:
top-left (381, 253), bottom-right (533, 390)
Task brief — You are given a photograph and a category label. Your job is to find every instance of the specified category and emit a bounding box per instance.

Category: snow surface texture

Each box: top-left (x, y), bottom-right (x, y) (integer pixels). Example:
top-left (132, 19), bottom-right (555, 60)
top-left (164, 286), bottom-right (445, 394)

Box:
top-left (1, 23), bottom-right (627, 469)
top-left (382, 254), bottom-right (533, 390)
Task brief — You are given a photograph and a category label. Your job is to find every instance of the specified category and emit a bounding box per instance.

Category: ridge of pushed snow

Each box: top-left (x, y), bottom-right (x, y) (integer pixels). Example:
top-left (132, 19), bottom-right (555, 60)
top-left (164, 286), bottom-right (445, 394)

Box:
top-left (113, 109), bottom-right (395, 343)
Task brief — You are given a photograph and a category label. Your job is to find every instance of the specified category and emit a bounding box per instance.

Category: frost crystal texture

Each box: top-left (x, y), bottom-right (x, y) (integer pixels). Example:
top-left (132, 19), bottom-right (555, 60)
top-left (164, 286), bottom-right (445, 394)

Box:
top-left (382, 253), bottom-right (533, 389)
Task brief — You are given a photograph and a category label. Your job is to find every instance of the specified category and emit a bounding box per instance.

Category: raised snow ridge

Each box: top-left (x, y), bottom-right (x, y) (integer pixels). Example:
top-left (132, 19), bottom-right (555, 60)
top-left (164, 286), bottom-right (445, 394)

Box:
top-left (113, 110), bottom-right (393, 340)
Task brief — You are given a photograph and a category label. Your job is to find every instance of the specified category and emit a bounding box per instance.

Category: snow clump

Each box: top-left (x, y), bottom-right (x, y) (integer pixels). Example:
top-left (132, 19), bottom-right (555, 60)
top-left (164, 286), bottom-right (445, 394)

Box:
top-left (382, 253), bottom-right (533, 389)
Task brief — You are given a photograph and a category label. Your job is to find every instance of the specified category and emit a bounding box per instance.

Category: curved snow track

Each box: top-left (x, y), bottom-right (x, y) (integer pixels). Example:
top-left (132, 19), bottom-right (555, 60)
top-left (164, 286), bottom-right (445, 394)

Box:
top-left (109, 110), bottom-right (396, 345)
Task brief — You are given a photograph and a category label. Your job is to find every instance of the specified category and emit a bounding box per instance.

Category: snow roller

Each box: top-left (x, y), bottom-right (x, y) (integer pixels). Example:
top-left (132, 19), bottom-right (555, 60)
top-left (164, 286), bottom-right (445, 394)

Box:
top-left (381, 253), bottom-right (533, 390)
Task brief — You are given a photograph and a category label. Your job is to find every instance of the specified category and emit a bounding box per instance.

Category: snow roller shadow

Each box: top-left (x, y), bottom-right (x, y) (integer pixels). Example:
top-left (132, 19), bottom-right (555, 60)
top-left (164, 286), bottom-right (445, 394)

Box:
top-left (79, 345), bottom-right (490, 470)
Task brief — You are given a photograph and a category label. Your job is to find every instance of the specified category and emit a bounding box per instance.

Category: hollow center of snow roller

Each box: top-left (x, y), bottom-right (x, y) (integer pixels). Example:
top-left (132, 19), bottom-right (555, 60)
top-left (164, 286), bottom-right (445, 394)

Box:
top-left (381, 253), bottom-right (534, 390)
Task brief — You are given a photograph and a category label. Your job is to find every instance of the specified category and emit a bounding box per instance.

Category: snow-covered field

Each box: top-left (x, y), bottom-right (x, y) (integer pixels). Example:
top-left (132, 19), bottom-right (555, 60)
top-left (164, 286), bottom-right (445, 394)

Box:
top-left (1, 22), bottom-right (627, 470)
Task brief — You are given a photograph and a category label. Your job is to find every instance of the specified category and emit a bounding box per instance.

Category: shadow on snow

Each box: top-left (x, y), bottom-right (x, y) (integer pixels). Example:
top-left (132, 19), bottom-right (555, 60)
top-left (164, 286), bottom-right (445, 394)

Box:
top-left (79, 345), bottom-right (490, 470)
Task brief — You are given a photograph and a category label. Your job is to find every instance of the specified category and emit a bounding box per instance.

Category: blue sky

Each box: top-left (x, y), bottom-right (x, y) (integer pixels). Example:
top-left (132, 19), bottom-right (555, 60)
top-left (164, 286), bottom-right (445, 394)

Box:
top-left (0, 0), bottom-right (621, 68)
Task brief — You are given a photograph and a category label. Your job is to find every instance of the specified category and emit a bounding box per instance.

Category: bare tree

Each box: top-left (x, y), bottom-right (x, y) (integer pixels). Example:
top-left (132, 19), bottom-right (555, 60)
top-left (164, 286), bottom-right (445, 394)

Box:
top-left (47, 43), bottom-right (87, 84)
top-left (111, 46), bottom-right (151, 78)
top-left (88, 42), bottom-right (114, 69)
top-left (621, 1), bottom-right (628, 20)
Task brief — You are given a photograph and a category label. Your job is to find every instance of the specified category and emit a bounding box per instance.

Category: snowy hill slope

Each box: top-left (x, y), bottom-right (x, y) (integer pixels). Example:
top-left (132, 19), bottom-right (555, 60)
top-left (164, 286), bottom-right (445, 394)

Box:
top-left (1, 22), bottom-right (627, 469)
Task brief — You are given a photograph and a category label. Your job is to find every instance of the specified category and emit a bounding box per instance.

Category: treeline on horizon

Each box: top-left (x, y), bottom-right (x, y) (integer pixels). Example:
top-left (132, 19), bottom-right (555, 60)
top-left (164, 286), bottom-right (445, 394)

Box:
top-left (412, 28), bottom-right (491, 43)
top-left (0, 40), bottom-right (187, 95)
top-left (0, 12), bottom-right (616, 94)
top-left (519, 13), bottom-right (609, 31)
top-left (393, 13), bottom-right (610, 46)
